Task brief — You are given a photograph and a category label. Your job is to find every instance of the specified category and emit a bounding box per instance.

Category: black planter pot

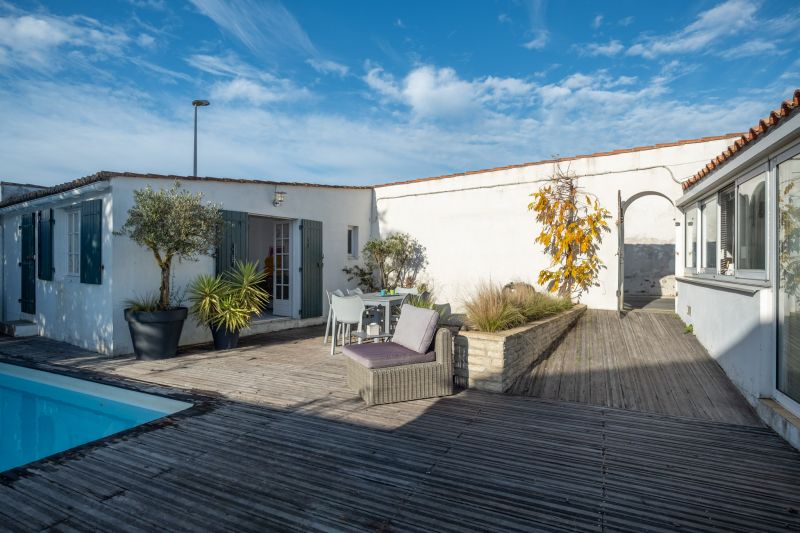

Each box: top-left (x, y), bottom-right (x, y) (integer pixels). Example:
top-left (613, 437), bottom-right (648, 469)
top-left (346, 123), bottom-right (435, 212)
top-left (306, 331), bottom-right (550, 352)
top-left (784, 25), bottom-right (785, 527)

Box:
top-left (210, 324), bottom-right (241, 350)
top-left (124, 307), bottom-right (188, 360)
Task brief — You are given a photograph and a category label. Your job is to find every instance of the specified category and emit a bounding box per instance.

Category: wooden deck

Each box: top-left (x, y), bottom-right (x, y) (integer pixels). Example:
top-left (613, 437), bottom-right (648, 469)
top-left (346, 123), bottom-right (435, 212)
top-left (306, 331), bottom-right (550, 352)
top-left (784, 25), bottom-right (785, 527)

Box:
top-left (0, 326), bottom-right (798, 531)
top-left (509, 310), bottom-right (762, 426)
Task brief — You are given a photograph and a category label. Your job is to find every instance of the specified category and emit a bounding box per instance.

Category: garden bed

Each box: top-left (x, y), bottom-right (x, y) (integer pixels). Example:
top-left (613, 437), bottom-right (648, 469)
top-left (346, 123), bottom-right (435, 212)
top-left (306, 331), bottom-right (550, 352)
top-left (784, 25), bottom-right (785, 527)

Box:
top-left (453, 304), bottom-right (586, 392)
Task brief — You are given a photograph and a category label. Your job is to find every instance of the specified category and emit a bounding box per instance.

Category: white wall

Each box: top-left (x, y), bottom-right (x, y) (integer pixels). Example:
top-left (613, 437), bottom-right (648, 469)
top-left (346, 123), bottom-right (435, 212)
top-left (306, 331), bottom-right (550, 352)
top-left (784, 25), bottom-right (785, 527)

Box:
top-left (109, 177), bottom-right (373, 355)
top-left (374, 138), bottom-right (737, 311)
top-left (2, 188), bottom-right (115, 353)
top-left (676, 281), bottom-right (774, 403)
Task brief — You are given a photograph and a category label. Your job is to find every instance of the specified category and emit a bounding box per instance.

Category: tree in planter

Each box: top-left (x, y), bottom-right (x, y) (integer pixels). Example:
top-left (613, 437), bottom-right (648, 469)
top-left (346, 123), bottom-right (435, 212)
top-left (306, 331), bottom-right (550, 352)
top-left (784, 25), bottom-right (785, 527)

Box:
top-left (528, 165), bottom-right (610, 300)
top-left (118, 183), bottom-right (222, 309)
top-left (343, 233), bottom-right (427, 290)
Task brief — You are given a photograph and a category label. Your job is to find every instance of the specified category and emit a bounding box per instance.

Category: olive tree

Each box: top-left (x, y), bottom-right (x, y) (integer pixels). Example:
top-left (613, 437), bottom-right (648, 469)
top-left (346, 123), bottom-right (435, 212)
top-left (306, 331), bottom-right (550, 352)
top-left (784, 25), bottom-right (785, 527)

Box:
top-left (343, 233), bottom-right (427, 290)
top-left (117, 183), bottom-right (222, 309)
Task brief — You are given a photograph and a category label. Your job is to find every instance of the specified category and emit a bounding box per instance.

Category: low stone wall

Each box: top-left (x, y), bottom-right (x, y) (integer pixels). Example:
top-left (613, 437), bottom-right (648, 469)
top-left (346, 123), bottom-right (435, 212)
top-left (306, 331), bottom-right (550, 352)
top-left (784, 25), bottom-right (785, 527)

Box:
top-left (453, 305), bottom-right (586, 392)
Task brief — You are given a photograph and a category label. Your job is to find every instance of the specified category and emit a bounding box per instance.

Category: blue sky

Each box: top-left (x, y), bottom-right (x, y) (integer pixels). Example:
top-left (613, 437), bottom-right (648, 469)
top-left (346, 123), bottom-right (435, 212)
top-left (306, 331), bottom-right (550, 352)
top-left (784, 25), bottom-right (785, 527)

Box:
top-left (1, 0), bottom-right (798, 186)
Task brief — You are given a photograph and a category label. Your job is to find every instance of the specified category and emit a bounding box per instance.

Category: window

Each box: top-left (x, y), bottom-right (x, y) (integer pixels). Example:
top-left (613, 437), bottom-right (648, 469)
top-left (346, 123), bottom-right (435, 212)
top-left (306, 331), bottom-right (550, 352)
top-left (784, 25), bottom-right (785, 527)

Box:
top-left (67, 210), bottom-right (80, 275)
top-left (685, 208), bottom-right (697, 269)
top-left (347, 226), bottom-right (358, 258)
top-left (719, 186), bottom-right (736, 275)
top-left (737, 173), bottom-right (766, 271)
top-left (701, 199), bottom-right (717, 271)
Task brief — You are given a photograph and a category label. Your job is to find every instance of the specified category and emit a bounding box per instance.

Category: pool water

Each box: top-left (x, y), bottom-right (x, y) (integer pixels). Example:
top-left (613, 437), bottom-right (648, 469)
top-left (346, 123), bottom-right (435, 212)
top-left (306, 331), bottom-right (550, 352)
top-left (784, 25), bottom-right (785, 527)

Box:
top-left (0, 362), bottom-right (191, 472)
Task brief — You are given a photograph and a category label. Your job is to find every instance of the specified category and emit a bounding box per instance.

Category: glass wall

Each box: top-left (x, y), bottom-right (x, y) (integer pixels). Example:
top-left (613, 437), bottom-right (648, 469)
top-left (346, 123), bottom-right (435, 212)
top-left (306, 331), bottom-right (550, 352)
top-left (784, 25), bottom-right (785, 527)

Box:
top-left (702, 199), bottom-right (717, 270)
top-left (685, 208), bottom-right (697, 268)
top-left (779, 155), bottom-right (800, 403)
top-left (738, 173), bottom-right (767, 270)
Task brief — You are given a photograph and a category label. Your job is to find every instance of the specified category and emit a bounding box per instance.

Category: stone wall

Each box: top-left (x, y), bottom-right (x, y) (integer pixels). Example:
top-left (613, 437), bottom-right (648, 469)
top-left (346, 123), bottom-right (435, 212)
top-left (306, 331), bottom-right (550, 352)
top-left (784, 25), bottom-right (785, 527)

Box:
top-left (453, 305), bottom-right (586, 392)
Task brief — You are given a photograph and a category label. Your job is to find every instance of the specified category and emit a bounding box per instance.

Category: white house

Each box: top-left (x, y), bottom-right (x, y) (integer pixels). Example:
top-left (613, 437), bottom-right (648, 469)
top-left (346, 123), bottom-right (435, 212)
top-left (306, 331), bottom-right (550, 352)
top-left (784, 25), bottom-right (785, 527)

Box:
top-left (0, 173), bottom-right (373, 355)
top-left (0, 133), bottom-right (748, 357)
top-left (676, 89), bottom-right (800, 448)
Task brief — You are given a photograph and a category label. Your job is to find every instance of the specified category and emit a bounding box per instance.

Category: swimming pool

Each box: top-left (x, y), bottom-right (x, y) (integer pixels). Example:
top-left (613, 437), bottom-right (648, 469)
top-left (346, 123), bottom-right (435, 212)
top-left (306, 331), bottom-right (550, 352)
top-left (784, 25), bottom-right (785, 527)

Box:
top-left (0, 362), bottom-right (191, 473)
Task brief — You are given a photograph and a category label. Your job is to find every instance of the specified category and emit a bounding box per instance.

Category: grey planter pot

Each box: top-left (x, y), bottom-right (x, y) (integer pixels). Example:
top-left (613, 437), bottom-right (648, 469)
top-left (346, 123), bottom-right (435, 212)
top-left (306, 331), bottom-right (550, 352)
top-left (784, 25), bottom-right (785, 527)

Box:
top-left (124, 307), bottom-right (188, 360)
top-left (210, 324), bottom-right (240, 350)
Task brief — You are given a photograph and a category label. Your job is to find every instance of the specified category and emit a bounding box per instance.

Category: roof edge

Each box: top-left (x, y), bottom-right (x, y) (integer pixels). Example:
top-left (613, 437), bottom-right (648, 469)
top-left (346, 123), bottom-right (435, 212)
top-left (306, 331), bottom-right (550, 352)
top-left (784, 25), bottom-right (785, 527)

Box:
top-left (374, 133), bottom-right (743, 189)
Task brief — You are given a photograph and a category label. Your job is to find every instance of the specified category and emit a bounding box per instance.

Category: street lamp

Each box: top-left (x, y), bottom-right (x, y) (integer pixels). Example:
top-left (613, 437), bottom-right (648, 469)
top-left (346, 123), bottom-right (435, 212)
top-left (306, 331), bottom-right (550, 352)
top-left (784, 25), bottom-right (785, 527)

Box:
top-left (192, 99), bottom-right (210, 176)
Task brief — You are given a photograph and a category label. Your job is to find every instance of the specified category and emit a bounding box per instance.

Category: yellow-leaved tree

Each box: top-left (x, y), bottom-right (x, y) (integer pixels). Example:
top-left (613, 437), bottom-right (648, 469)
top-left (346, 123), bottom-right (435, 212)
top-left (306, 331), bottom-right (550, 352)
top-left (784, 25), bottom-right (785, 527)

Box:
top-left (528, 165), bottom-right (611, 300)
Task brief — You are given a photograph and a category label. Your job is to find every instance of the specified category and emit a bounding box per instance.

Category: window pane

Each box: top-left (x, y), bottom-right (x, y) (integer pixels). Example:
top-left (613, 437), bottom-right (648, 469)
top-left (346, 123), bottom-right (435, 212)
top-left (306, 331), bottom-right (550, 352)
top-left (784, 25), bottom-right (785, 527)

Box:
top-left (685, 208), bottom-right (697, 268)
top-left (737, 174), bottom-right (766, 270)
top-left (779, 155), bottom-right (800, 402)
top-left (702, 201), bottom-right (717, 269)
top-left (719, 187), bottom-right (735, 275)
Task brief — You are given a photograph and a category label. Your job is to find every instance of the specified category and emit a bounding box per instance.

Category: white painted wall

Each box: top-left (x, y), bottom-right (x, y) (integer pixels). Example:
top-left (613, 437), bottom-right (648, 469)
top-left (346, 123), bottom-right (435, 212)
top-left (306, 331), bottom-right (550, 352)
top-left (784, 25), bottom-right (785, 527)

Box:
top-left (374, 138), bottom-right (737, 311)
top-left (108, 177), bottom-right (373, 355)
top-left (1, 187), bottom-right (115, 353)
top-left (676, 281), bottom-right (774, 404)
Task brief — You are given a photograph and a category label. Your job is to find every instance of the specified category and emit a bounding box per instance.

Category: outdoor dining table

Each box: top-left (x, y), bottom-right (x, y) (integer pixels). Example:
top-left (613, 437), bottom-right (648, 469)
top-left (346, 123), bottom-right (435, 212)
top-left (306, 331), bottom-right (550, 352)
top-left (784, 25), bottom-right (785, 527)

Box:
top-left (359, 292), bottom-right (407, 334)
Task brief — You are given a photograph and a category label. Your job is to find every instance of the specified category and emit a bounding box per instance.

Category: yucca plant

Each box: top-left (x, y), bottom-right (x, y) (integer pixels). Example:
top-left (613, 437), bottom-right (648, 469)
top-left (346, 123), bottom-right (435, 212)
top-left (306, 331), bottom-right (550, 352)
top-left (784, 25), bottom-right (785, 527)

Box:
top-left (188, 261), bottom-right (270, 349)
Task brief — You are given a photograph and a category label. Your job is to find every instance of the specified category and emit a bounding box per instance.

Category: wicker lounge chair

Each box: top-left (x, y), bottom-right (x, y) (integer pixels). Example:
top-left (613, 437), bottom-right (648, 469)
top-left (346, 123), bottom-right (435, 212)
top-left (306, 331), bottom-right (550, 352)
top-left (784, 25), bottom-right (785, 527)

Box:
top-left (343, 304), bottom-right (453, 405)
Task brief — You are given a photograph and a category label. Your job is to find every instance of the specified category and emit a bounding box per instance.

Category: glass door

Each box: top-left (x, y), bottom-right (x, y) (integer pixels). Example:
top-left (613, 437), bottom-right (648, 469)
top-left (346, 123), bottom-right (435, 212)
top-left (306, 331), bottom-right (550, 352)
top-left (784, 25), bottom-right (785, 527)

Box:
top-left (778, 153), bottom-right (800, 403)
top-left (273, 221), bottom-right (291, 316)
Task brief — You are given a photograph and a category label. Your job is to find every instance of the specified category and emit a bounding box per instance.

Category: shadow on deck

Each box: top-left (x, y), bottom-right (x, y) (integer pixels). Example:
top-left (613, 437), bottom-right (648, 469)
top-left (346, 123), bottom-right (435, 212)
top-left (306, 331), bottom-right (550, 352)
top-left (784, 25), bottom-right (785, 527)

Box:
top-left (0, 325), bottom-right (797, 530)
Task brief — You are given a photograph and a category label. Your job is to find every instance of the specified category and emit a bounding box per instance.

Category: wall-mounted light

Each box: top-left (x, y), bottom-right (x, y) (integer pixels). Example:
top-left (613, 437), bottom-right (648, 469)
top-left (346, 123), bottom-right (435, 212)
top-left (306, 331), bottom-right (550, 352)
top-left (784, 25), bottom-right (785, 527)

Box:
top-left (272, 190), bottom-right (287, 207)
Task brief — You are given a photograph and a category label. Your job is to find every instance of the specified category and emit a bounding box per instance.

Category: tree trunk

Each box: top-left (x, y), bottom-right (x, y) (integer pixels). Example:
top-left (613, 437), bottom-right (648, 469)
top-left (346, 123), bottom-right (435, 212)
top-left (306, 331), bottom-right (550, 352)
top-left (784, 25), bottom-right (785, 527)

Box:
top-left (160, 263), bottom-right (171, 309)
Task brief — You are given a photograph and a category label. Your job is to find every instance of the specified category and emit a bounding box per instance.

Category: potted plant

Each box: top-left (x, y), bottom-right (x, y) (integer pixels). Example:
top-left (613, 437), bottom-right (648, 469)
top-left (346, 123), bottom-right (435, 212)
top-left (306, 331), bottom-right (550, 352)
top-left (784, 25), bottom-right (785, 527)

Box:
top-left (117, 183), bottom-right (221, 360)
top-left (188, 261), bottom-right (270, 350)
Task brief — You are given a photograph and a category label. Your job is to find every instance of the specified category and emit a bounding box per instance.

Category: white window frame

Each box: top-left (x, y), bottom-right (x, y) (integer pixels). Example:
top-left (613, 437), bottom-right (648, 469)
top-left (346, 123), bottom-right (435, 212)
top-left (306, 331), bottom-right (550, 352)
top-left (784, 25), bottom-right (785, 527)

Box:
top-left (66, 209), bottom-right (80, 276)
top-left (700, 196), bottom-right (719, 275)
top-left (684, 206), bottom-right (698, 272)
top-left (683, 163), bottom-right (769, 282)
top-left (734, 168), bottom-right (769, 280)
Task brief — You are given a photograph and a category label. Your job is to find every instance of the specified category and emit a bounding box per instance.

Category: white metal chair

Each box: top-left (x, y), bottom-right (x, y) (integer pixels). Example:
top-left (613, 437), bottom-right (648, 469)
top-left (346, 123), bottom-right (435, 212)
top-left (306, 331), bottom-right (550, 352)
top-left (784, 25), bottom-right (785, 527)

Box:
top-left (347, 287), bottom-right (364, 295)
top-left (330, 294), bottom-right (365, 355)
top-left (324, 289), bottom-right (345, 345)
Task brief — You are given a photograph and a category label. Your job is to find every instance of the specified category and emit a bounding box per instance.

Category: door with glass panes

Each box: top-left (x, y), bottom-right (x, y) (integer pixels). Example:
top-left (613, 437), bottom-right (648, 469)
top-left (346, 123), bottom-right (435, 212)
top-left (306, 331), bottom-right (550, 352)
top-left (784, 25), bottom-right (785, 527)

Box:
top-left (272, 221), bottom-right (292, 316)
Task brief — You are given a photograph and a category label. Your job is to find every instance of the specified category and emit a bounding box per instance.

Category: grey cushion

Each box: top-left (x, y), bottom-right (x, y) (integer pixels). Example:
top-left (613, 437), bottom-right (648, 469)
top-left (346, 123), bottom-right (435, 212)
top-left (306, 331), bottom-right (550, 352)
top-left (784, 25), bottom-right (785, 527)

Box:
top-left (343, 342), bottom-right (435, 369)
top-left (391, 304), bottom-right (439, 354)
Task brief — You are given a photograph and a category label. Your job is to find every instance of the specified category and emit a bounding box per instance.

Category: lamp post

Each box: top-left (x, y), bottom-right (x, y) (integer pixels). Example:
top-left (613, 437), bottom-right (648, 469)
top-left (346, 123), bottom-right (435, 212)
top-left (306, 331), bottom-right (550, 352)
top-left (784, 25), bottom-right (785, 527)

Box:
top-left (192, 99), bottom-right (210, 177)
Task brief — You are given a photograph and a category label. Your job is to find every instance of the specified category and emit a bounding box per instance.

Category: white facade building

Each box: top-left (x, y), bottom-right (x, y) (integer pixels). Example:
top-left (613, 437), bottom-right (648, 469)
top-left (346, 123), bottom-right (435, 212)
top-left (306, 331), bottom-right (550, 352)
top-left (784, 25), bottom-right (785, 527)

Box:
top-left (676, 90), bottom-right (800, 447)
top-left (0, 133), bottom-right (751, 358)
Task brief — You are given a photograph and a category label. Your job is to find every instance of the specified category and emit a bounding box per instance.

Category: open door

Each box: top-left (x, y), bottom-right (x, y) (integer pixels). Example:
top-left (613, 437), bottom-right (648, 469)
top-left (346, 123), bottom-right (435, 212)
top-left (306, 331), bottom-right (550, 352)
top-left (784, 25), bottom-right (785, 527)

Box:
top-left (216, 210), bottom-right (248, 274)
top-left (300, 219), bottom-right (323, 318)
top-left (20, 213), bottom-right (36, 315)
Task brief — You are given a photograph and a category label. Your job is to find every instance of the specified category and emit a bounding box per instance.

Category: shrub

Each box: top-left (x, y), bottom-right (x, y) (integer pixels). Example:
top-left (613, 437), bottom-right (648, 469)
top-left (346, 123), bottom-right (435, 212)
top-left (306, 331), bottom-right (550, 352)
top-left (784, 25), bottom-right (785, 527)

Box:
top-left (465, 281), bottom-right (572, 332)
top-left (343, 233), bottom-right (427, 290)
top-left (187, 261), bottom-right (270, 332)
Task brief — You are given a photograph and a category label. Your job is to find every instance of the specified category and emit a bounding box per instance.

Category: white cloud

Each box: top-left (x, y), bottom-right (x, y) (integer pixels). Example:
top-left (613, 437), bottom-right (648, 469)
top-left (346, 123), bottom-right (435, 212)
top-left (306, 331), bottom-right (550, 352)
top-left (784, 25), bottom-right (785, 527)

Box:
top-left (364, 64), bottom-right (537, 119)
top-left (618, 16), bottom-right (634, 27)
top-left (627, 0), bottom-right (756, 59)
top-left (0, 13), bottom-right (130, 69)
top-left (210, 77), bottom-right (308, 105)
top-left (592, 15), bottom-right (603, 29)
top-left (579, 40), bottom-right (624, 57)
top-left (719, 39), bottom-right (782, 59)
top-left (136, 33), bottom-right (156, 48)
top-left (187, 53), bottom-right (260, 78)
top-left (498, 13), bottom-right (511, 24)
top-left (307, 58), bottom-right (348, 76)
top-left (523, 31), bottom-right (549, 50)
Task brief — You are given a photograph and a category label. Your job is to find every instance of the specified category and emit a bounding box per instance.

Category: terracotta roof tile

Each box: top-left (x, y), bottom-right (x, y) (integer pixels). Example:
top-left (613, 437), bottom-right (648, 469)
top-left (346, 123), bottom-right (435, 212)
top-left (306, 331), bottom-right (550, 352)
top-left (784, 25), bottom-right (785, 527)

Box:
top-left (682, 89), bottom-right (800, 191)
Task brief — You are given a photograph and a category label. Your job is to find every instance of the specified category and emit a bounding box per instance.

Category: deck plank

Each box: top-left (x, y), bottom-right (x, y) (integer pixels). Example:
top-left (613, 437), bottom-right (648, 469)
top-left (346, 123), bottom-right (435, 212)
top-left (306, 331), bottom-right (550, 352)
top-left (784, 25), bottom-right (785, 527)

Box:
top-left (0, 324), bottom-right (796, 531)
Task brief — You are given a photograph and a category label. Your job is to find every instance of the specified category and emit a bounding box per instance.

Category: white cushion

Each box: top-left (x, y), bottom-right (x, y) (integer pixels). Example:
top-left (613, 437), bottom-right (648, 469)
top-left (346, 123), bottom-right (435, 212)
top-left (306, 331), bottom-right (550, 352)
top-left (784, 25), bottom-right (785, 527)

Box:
top-left (391, 304), bottom-right (439, 354)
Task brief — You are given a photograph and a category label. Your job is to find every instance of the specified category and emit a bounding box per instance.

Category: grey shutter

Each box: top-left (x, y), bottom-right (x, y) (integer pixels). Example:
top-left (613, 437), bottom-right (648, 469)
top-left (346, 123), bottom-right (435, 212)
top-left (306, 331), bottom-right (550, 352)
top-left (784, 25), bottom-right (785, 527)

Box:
top-left (300, 219), bottom-right (323, 318)
top-left (20, 213), bottom-right (36, 313)
top-left (216, 210), bottom-right (249, 274)
top-left (37, 209), bottom-right (54, 281)
top-left (81, 199), bottom-right (103, 284)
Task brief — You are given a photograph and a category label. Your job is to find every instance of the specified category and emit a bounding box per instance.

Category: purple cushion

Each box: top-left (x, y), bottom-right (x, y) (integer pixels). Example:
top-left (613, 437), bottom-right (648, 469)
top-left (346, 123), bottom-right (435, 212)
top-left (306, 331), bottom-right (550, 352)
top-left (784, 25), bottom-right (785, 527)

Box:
top-left (391, 304), bottom-right (439, 354)
top-left (343, 341), bottom-right (435, 369)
